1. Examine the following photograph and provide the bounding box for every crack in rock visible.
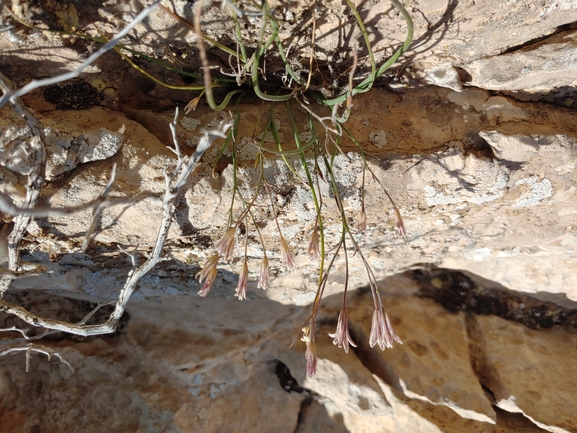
[415,267,577,432]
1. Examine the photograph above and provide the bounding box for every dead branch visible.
[0,73,47,271]
[0,344,74,372]
[0,110,233,337]
[0,327,60,345]
[0,1,233,369]
[0,0,161,266]
[82,163,119,251]
[0,160,160,256]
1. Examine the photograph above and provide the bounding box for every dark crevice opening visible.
[412,267,577,331]
[294,395,314,433]
[500,22,577,55]
[274,359,306,394]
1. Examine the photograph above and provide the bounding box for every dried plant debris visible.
[43,79,102,110]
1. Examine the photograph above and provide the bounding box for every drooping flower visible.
[328,308,357,353]
[358,208,367,232]
[369,306,402,350]
[235,259,249,301]
[215,228,236,262]
[307,229,320,261]
[393,207,407,240]
[279,236,296,269]
[184,95,201,114]
[257,256,269,290]
[196,254,219,297]
[301,324,317,377]
[305,340,317,378]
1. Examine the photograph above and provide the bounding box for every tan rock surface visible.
[471,314,577,433]
[465,29,577,97]
[3,272,572,432]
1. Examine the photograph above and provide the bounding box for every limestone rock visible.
[346,293,496,424]
[0,107,128,181]
[470,314,577,433]
[464,29,577,101]
[419,62,463,91]
[3,272,574,432]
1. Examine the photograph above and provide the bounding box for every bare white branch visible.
[0,323,60,345]
[0,110,233,337]
[0,329,59,345]
[169,108,182,158]
[75,300,116,326]
[118,244,140,269]
[82,163,118,252]
[0,326,30,338]
[0,344,74,372]
[0,73,47,271]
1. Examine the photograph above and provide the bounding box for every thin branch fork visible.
[0,0,162,270]
[0,1,231,348]
[0,111,233,337]
[0,344,74,372]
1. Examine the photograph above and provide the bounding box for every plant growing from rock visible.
[0,0,413,376]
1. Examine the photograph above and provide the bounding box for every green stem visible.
[266,104,306,184]
[342,125,398,208]
[250,2,298,102]
[286,102,325,284]
[232,8,248,63]
[318,0,413,108]
[346,0,376,92]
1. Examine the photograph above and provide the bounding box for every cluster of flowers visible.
[196,208,407,377]
[196,227,292,300]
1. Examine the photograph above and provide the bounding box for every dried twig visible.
[0,1,232,345]
[0,344,74,372]
[0,110,233,337]
[194,0,218,110]
[0,73,47,271]
[82,163,118,252]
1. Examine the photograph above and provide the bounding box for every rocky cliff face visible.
[1,1,576,432]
